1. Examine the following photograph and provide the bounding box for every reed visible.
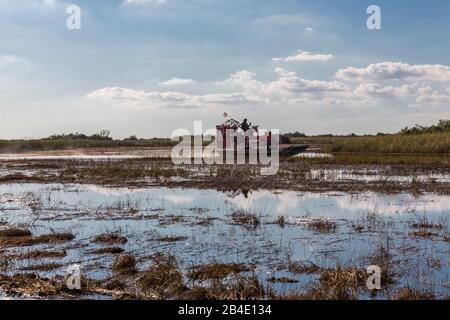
[330,132,450,153]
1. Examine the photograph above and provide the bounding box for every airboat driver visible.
[241,118,252,132]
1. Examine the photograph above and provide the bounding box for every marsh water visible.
[0,182,448,299]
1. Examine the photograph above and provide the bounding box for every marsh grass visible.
[267,276,298,283]
[192,217,215,227]
[409,231,438,238]
[275,266,369,300]
[317,266,367,300]
[307,218,337,233]
[87,247,124,255]
[329,132,450,154]
[0,138,175,153]
[155,235,188,242]
[112,253,136,274]
[22,263,63,272]
[184,274,265,300]
[93,233,128,245]
[230,210,261,230]
[288,261,321,274]
[2,157,447,194]
[288,152,449,166]
[391,287,435,300]
[0,273,64,297]
[274,216,286,228]
[361,207,385,231]
[137,253,185,299]
[410,216,444,230]
[19,249,67,259]
[0,232,75,247]
[187,262,251,281]
[0,228,32,238]
[367,240,396,287]
[0,273,108,298]
[60,163,187,182]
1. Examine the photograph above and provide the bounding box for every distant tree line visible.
[285,131,306,137]
[284,132,361,138]
[284,119,449,137]
[42,119,450,142]
[46,130,112,141]
[399,119,450,135]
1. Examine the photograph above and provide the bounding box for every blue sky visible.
[1,0,449,138]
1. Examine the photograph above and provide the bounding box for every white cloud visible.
[88,61,450,110]
[268,68,349,96]
[87,87,259,108]
[336,62,450,82]
[305,27,314,32]
[414,87,450,106]
[158,77,195,86]
[221,68,348,96]
[274,68,295,78]
[355,83,417,98]
[273,49,334,62]
[289,97,375,107]
[318,98,375,107]
[88,68,366,109]
[218,70,262,92]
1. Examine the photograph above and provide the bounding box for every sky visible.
[1,0,450,138]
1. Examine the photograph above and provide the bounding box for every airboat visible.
[215,118,309,157]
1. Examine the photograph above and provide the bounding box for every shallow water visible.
[295,152,333,158]
[0,183,448,299]
[0,148,173,160]
[306,169,450,183]
[0,148,332,161]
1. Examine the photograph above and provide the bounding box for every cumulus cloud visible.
[355,83,417,98]
[87,87,259,108]
[336,62,450,82]
[158,77,195,86]
[87,60,450,110]
[273,49,334,62]
[88,68,371,109]
[218,70,262,92]
[275,68,348,96]
[413,87,450,106]
[221,68,349,96]
[317,97,375,107]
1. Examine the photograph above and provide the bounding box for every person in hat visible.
[241,118,252,132]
